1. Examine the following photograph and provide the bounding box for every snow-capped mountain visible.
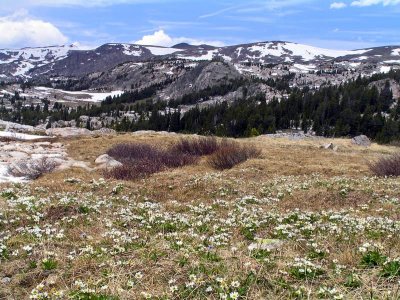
[0,41,399,80]
[178,41,370,63]
[0,44,80,78]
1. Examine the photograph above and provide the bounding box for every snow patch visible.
[122,45,143,56]
[290,64,316,73]
[0,131,48,140]
[349,62,361,67]
[0,44,79,77]
[34,87,124,102]
[179,49,218,61]
[392,48,400,56]
[380,66,392,73]
[247,42,368,61]
[0,165,26,183]
[144,46,179,56]
[383,60,400,64]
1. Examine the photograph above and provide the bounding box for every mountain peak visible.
[172,43,195,49]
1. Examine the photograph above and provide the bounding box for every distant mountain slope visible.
[0,41,399,81]
[0,44,78,78]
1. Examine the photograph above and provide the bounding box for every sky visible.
[0,0,399,50]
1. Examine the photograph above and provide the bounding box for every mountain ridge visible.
[1,41,399,81]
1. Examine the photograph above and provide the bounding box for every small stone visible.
[248,238,284,251]
[324,143,334,150]
[1,277,11,284]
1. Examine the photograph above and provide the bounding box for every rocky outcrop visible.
[45,127,92,137]
[0,141,91,183]
[159,61,242,100]
[45,127,116,137]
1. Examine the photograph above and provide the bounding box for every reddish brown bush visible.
[107,143,160,163]
[208,140,261,170]
[105,138,261,180]
[105,160,164,180]
[173,136,219,156]
[105,143,197,180]
[369,154,400,177]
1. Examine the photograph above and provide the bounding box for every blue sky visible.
[0,0,399,50]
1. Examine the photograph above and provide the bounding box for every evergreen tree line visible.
[116,70,400,143]
[1,70,400,143]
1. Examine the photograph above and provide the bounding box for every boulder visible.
[95,154,122,169]
[352,135,371,147]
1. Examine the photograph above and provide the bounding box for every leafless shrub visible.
[0,136,14,142]
[8,157,58,179]
[369,154,400,177]
[107,143,160,163]
[208,140,261,170]
[105,143,197,180]
[172,136,219,156]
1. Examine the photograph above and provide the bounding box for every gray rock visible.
[95,154,123,169]
[8,151,29,160]
[248,239,284,251]
[1,277,11,284]
[92,128,116,136]
[352,135,371,147]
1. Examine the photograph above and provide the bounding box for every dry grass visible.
[1,133,400,299]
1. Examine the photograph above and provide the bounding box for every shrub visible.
[8,157,58,179]
[172,136,219,156]
[107,143,160,163]
[381,258,400,278]
[369,154,400,177]
[343,273,362,288]
[208,140,261,170]
[0,136,14,142]
[41,258,57,270]
[105,138,261,180]
[360,250,386,268]
[105,143,197,180]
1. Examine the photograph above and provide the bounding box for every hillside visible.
[1,133,400,299]
[1,41,400,144]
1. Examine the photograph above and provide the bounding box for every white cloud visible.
[351,0,400,6]
[0,10,68,48]
[330,2,347,8]
[134,30,225,47]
